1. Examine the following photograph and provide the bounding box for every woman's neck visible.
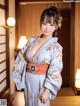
[41,34,52,39]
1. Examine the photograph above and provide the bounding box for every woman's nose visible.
[46,24,50,29]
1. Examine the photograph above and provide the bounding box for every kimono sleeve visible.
[15,36,36,65]
[15,38,31,65]
[11,37,35,90]
[43,43,63,99]
[11,38,31,90]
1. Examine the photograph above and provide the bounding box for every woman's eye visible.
[50,24,55,26]
[42,23,47,25]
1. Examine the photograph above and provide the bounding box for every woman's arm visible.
[41,43,63,101]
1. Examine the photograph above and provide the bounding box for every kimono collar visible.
[51,37,58,41]
[48,37,58,45]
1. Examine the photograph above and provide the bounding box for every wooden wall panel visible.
[16,2,71,45]
[17,4,50,40]
[75,3,80,68]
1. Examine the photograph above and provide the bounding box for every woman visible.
[12,6,63,106]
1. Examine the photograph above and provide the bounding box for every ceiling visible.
[17,0,63,2]
[16,0,71,9]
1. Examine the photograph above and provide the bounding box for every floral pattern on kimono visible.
[11,36,63,106]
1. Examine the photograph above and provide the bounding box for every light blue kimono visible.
[11,36,63,106]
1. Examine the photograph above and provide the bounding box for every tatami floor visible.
[8,88,80,106]
[51,96,80,106]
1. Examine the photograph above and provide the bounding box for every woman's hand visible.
[40,89,50,103]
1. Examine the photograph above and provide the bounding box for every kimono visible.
[11,36,63,106]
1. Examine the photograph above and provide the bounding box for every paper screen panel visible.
[0,71,6,82]
[0,44,6,53]
[0,36,6,43]
[0,79,7,92]
[0,52,6,62]
[0,61,6,73]
[0,9,6,34]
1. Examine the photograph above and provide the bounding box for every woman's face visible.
[41,22,56,36]
[41,16,56,37]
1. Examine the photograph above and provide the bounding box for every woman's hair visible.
[40,6,62,37]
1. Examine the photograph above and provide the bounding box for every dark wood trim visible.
[5,0,10,90]
[15,0,19,47]
[0,77,6,84]
[0,51,6,54]
[0,50,6,54]
[70,3,75,87]
[0,43,6,45]
[0,69,6,74]
[0,4,5,9]
[0,74,9,97]
[0,88,9,99]
[0,34,6,36]
[0,86,8,98]
[0,60,6,64]
[16,0,62,2]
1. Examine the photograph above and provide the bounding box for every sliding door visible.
[0,0,9,97]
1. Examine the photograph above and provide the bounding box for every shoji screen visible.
[0,0,9,96]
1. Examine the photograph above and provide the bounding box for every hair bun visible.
[49,6,58,14]
[58,16,63,28]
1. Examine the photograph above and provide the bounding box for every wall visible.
[74,3,80,77]
[70,3,75,87]
[16,2,71,47]
[8,0,15,94]
[70,3,80,87]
